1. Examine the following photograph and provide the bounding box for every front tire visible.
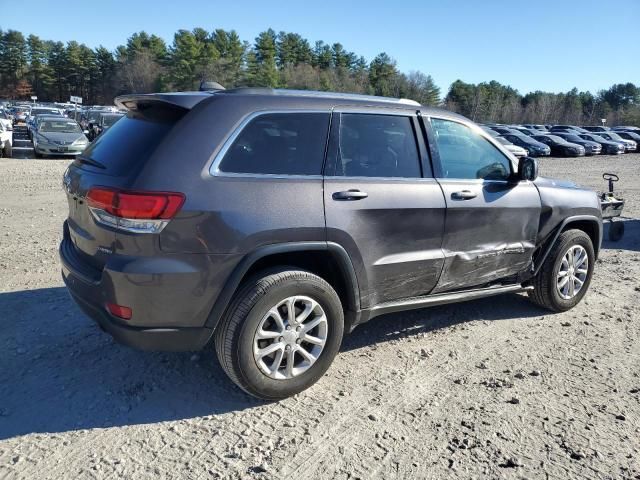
[528,229,595,312]
[215,268,344,400]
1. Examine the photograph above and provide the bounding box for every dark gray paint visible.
[60,89,603,351]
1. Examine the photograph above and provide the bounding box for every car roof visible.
[115,88,467,121]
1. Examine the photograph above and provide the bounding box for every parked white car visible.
[0,110,13,132]
[0,122,13,157]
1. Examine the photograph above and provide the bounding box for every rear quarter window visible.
[217,112,330,176]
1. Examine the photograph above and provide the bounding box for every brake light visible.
[86,187,185,234]
[87,187,185,219]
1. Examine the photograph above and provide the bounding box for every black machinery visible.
[599,173,625,241]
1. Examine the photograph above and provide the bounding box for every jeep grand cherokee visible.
[60,88,602,399]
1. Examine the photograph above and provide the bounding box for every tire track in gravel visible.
[279,319,504,478]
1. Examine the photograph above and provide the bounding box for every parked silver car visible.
[597,132,637,152]
[33,118,89,158]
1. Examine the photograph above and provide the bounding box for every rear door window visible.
[335,113,421,178]
[218,112,330,175]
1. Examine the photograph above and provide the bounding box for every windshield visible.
[85,112,101,123]
[40,120,82,133]
[605,132,623,141]
[563,135,582,142]
[102,115,123,126]
[545,135,565,143]
[584,134,606,142]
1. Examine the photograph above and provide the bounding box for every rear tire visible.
[3,143,12,158]
[528,229,595,312]
[215,268,344,400]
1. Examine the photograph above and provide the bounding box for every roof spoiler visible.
[114,92,213,112]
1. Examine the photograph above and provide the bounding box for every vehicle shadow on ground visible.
[0,285,550,440]
[342,291,546,352]
[601,218,640,252]
[0,287,263,440]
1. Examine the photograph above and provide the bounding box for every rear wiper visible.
[76,155,106,169]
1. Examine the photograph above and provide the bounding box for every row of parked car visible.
[481,123,640,158]
[0,102,124,158]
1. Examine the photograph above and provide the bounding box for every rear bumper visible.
[59,225,240,351]
[64,282,213,351]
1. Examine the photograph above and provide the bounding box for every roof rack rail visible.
[218,88,421,106]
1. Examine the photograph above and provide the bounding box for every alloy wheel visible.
[253,296,328,380]
[556,245,589,300]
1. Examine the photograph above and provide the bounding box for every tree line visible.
[0,28,638,126]
[444,80,640,126]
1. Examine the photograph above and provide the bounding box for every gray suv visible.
[60,89,602,399]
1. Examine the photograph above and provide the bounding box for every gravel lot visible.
[0,152,639,479]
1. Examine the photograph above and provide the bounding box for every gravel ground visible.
[0,151,639,480]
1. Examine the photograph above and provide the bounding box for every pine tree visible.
[253,29,278,87]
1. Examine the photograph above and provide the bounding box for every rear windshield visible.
[32,108,60,116]
[102,115,123,126]
[76,108,182,175]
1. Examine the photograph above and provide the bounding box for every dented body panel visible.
[433,179,541,292]
[533,176,603,253]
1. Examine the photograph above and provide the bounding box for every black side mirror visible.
[518,156,538,181]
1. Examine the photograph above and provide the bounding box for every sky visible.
[2,0,639,95]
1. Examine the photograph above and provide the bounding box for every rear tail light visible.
[87,187,185,233]
[106,302,132,320]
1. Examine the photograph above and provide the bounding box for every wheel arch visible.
[533,215,602,276]
[205,242,360,332]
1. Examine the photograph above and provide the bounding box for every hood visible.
[38,131,87,144]
[533,176,580,189]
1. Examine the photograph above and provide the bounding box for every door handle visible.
[332,189,368,201]
[451,190,477,200]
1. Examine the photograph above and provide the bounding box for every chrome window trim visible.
[212,172,323,180]
[208,109,331,177]
[326,176,438,183]
[333,107,419,117]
